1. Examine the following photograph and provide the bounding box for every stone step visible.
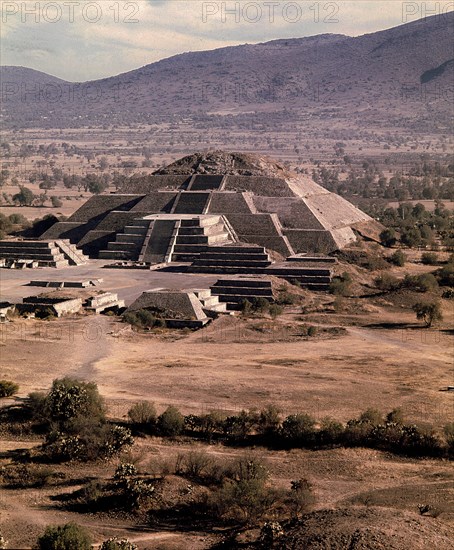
[175,233,230,245]
[211,287,274,296]
[203,303,228,313]
[199,252,270,261]
[99,250,136,260]
[173,244,209,253]
[171,253,202,262]
[213,279,273,288]
[123,225,149,235]
[188,266,267,274]
[207,246,267,254]
[180,216,222,228]
[214,294,274,304]
[106,242,141,252]
[0,241,53,249]
[266,268,332,277]
[193,259,271,268]
[192,289,213,300]
[116,233,145,244]
[177,223,226,236]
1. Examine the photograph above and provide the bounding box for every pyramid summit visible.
[42,152,382,262]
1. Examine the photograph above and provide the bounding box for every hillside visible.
[1,12,453,130]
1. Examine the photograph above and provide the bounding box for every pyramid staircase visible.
[0,240,88,268]
[99,215,234,263]
[188,245,272,274]
[169,216,233,262]
[192,289,228,314]
[99,219,153,260]
[210,278,275,311]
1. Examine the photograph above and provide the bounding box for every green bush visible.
[127,401,157,428]
[307,325,318,337]
[45,377,106,426]
[403,273,439,292]
[380,228,397,247]
[436,262,454,286]
[413,301,443,327]
[123,309,165,329]
[257,404,282,436]
[374,273,400,291]
[0,380,19,397]
[389,250,406,266]
[158,406,184,436]
[281,414,316,443]
[100,538,138,550]
[421,252,438,265]
[34,523,92,550]
[268,303,283,318]
[329,272,352,296]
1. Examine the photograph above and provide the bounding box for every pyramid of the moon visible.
[41,152,381,261]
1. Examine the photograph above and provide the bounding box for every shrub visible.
[123,309,165,329]
[34,522,92,550]
[287,479,315,517]
[158,406,184,436]
[413,301,443,327]
[374,273,400,291]
[51,196,63,208]
[100,538,138,550]
[257,404,282,437]
[128,401,157,428]
[223,409,259,440]
[318,417,344,445]
[442,288,454,299]
[268,303,284,318]
[307,325,317,337]
[380,228,397,247]
[0,380,19,397]
[276,291,298,306]
[421,252,438,265]
[389,250,406,266]
[401,227,422,248]
[181,450,214,478]
[436,263,454,286]
[329,272,352,296]
[403,273,439,292]
[45,377,105,426]
[240,299,253,316]
[281,414,316,444]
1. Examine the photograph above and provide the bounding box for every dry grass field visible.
[1,279,453,548]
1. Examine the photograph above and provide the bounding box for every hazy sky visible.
[1,1,453,81]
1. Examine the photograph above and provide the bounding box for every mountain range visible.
[1,12,453,129]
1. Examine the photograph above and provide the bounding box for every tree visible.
[12,186,34,206]
[281,413,316,444]
[128,401,157,427]
[380,228,397,247]
[35,523,92,550]
[413,301,443,327]
[401,227,422,248]
[389,250,406,266]
[51,196,63,208]
[0,380,19,397]
[45,377,105,425]
[158,405,184,436]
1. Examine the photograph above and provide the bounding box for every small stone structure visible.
[126,290,211,328]
[84,292,125,313]
[16,296,83,318]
